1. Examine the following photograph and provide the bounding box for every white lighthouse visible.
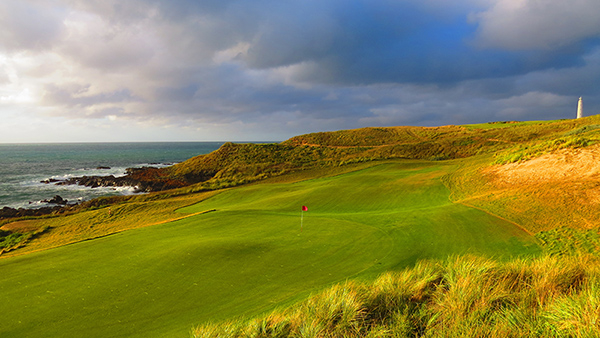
[577,97,583,118]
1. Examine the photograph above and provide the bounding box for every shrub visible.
[0,231,28,251]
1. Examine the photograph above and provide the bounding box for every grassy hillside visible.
[446,115,600,254]
[162,117,596,192]
[0,160,539,338]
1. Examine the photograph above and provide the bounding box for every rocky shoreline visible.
[40,166,182,192]
[1,166,189,221]
[1,204,70,219]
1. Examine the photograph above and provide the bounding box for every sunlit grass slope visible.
[180,161,540,269]
[164,117,591,189]
[195,255,600,338]
[0,191,220,257]
[0,160,539,338]
[446,115,600,254]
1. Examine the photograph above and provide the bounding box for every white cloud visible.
[0,0,66,53]
[212,42,250,65]
[59,9,158,71]
[471,0,600,50]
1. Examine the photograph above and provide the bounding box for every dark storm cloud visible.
[2,0,600,142]
[471,0,600,50]
[229,0,594,85]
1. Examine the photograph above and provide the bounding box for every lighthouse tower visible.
[577,97,583,118]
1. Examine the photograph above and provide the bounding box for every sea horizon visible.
[0,140,280,145]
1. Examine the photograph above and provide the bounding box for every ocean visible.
[0,142,224,209]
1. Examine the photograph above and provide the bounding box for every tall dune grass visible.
[193,255,600,338]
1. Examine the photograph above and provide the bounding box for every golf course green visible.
[0,160,540,337]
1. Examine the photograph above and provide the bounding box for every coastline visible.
[0,142,224,211]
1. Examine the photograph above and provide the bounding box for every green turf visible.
[463,119,559,130]
[0,160,540,338]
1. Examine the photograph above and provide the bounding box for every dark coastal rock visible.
[40,178,61,184]
[125,166,157,174]
[1,207,18,218]
[96,166,111,170]
[0,205,67,220]
[53,166,189,193]
[56,175,119,188]
[43,195,68,205]
[57,175,133,189]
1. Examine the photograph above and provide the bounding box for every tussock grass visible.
[193,255,600,338]
[536,227,600,256]
[0,229,26,248]
[493,135,596,164]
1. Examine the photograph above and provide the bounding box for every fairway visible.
[0,160,540,338]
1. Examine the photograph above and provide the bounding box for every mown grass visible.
[0,210,389,338]
[193,254,600,338]
[178,160,540,270]
[0,160,539,338]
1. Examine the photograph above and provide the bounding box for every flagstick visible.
[301,210,304,232]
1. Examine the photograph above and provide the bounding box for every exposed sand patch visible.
[486,145,600,185]
[481,145,600,230]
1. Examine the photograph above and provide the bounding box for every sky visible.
[1,0,600,142]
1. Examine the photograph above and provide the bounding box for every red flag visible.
[302,205,308,211]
